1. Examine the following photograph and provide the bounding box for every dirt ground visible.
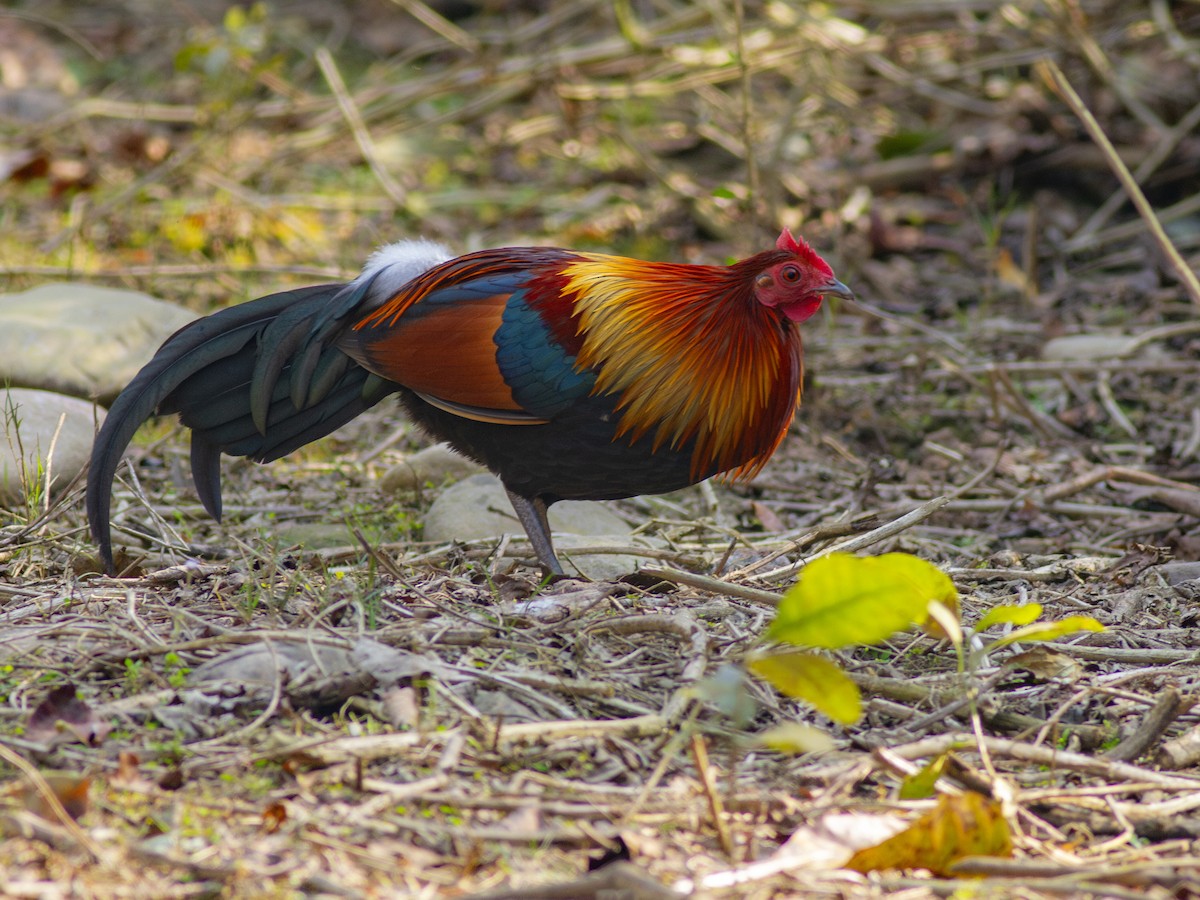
[1,1,1200,897]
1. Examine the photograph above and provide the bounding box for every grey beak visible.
[820,278,854,301]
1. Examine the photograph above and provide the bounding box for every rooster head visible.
[752,228,852,323]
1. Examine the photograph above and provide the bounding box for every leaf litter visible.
[0,0,1198,896]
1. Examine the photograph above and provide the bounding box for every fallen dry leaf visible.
[111,751,155,791]
[261,801,287,834]
[26,684,111,748]
[1004,646,1085,682]
[846,793,1012,877]
[779,810,910,869]
[13,772,91,822]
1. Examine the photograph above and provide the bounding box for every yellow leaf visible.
[757,722,836,755]
[977,603,1043,631]
[768,553,959,648]
[225,246,256,269]
[924,599,962,646]
[748,650,862,724]
[993,247,1033,295]
[273,208,325,250]
[162,214,208,254]
[986,615,1105,652]
[224,5,247,32]
[776,810,909,869]
[846,793,1012,877]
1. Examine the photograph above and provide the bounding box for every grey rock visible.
[180,638,452,725]
[470,688,539,721]
[1041,334,1163,362]
[188,636,444,687]
[1161,561,1200,586]
[0,282,196,402]
[0,388,104,506]
[0,88,68,123]
[380,442,484,494]
[546,533,652,581]
[423,474,647,579]
[188,640,356,686]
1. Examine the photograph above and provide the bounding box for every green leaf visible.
[899,755,947,800]
[757,722,836,755]
[977,603,1043,631]
[767,553,958,649]
[876,129,945,161]
[748,650,862,724]
[985,615,1105,652]
[692,663,757,729]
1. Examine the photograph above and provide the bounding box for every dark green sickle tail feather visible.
[86,285,394,572]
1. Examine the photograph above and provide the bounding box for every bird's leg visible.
[505,489,564,576]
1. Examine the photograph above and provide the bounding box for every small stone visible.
[0,388,104,506]
[1160,561,1200,587]
[546,533,652,581]
[1041,334,1161,362]
[380,442,484,494]
[0,282,196,403]
[423,474,645,579]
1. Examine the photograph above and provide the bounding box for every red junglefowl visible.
[87,230,851,575]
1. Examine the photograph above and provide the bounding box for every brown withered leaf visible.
[14,772,91,821]
[846,793,1012,877]
[751,501,785,532]
[115,751,141,782]
[111,128,172,165]
[1104,542,1173,585]
[0,147,49,182]
[26,684,111,748]
[261,801,287,834]
[993,247,1034,296]
[111,751,157,792]
[1004,646,1085,683]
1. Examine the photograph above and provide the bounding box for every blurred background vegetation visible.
[1,0,1196,319]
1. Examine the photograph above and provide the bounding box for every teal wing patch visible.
[495,290,594,418]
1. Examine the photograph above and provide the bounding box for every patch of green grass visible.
[163,652,190,689]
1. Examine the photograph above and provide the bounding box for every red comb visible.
[776,228,832,275]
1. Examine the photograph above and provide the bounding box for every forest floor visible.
[1,1,1199,897]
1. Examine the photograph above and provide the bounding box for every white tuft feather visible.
[354,239,453,307]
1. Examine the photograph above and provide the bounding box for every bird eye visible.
[780,265,801,283]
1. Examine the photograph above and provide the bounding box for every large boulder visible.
[423,474,647,579]
[0,388,104,505]
[0,282,196,403]
[380,442,485,495]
